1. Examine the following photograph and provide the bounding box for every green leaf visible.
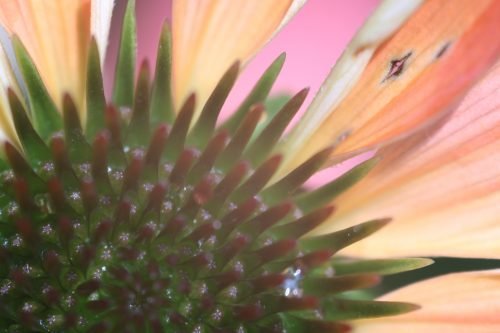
[150,22,174,126]
[86,38,107,139]
[222,53,286,134]
[321,298,419,320]
[295,157,379,213]
[330,258,434,276]
[13,36,62,140]
[113,0,137,107]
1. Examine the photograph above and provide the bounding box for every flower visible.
[0,0,498,332]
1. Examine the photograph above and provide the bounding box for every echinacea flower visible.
[0,0,498,332]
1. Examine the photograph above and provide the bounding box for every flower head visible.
[0,0,498,332]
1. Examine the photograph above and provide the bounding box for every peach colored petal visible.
[280,0,500,176]
[172,0,305,120]
[0,0,92,110]
[354,270,500,333]
[316,61,500,258]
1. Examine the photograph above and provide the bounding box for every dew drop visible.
[211,307,223,322]
[41,162,55,174]
[2,170,14,182]
[162,200,173,214]
[142,183,154,193]
[11,235,23,248]
[101,246,113,260]
[77,163,91,176]
[118,233,130,244]
[40,224,54,236]
[63,295,75,309]
[7,202,19,216]
[324,266,335,278]
[70,192,81,201]
[110,169,124,182]
[99,195,112,206]
[22,264,33,275]
[282,267,303,297]
[0,280,13,295]
[22,302,34,313]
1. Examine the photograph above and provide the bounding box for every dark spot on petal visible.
[382,51,412,83]
[435,42,452,60]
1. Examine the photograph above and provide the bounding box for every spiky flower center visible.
[0,10,420,332]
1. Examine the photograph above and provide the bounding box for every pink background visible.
[105,0,379,184]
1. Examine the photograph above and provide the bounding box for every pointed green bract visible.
[150,22,174,126]
[244,88,308,167]
[262,146,334,204]
[63,95,91,163]
[127,61,151,147]
[330,258,434,276]
[188,62,239,149]
[8,89,51,165]
[113,0,137,107]
[283,316,350,333]
[303,274,380,295]
[222,53,286,134]
[252,94,291,141]
[12,36,62,140]
[86,38,107,139]
[300,218,390,253]
[322,298,420,320]
[295,157,379,213]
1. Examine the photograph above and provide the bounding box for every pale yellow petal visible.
[316,61,500,258]
[280,0,500,177]
[172,0,305,120]
[0,0,92,110]
[355,270,500,333]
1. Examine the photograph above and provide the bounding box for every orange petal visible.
[316,61,500,258]
[0,1,92,109]
[281,0,500,176]
[172,0,305,119]
[354,270,500,333]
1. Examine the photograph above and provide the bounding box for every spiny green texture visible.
[0,7,430,333]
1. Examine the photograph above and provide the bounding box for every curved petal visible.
[280,0,500,176]
[354,270,500,333]
[172,0,305,119]
[316,61,500,258]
